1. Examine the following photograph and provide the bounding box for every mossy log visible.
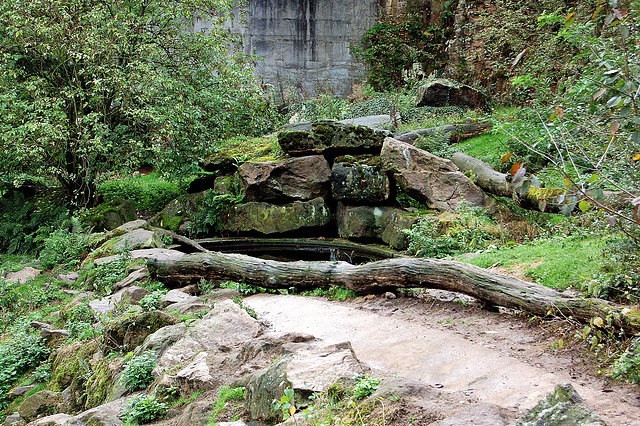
[148,252,640,333]
[451,152,569,212]
[393,121,493,144]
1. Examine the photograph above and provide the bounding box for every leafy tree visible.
[0,0,277,208]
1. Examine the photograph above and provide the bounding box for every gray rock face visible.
[278,120,386,157]
[102,310,177,353]
[223,198,333,235]
[415,78,487,109]
[238,156,331,203]
[339,115,393,129]
[331,162,391,203]
[62,397,127,426]
[516,383,607,426]
[3,414,25,426]
[27,413,72,425]
[132,323,188,359]
[88,286,151,315]
[381,137,486,211]
[112,229,163,251]
[156,300,262,373]
[431,403,508,425]
[93,249,185,266]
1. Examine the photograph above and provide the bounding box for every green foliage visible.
[351,376,381,401]
[232,297,257,319]
[138,290,167,312]
[31,363,51,383]
[98,173,187,213]
[0,0,278,208]
[405,205,499,258]
[354,0,457,91]
[590,235,640,303]
[0,191,70,255]
[207,386,245,424]
[0,329,50,408]
[39,226,88,270]
[65,303,98,341]
[188,187,245,237]
[81,250,132,294]
[612,337,640,384]
[273,388,297,420]
[120,351,157,392]
[120,394,167,424]
[0,275,66,332]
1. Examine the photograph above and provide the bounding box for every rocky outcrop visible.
[381,137,486,211]
[238,156,331,203]
[222,198,333,235]
[415,78,487,110]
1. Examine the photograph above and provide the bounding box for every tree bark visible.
[394,121,493,144]
[451,152,514,198]
[148,251,640,333]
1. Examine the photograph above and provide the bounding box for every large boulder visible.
[278,120,388,157]
[5,267,41,284]
[415,78,487,110]
[331,161,391,204]
[381,137,486,211]
[17,390,61,423]
[88,286,151,315]
[222,198,333,235]
[238,156,331,203]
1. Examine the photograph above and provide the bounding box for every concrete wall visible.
[198,0,380,100]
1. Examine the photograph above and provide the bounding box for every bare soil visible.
[244,290,640,425]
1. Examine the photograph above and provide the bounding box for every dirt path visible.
[244,292,640,425]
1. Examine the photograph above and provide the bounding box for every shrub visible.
[120,394,168,424]
[39,227,88,270]
[188,188,244,237]
[589,235,640,303]
[98,174,187,213]
[120,352,157,392]
[138,290,167,312]
[405,204,500,258]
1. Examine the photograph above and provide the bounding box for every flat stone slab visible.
[5,267,41,284]
[94,249,185,266]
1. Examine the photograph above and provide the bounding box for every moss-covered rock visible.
[516,383,606,425]
[222,198,333,235]
[17,390,61,423]
[278,120,387,157]
[102,310,177,353]
[80,199,137,231]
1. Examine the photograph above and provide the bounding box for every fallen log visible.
[394,121,493,144]
[451,152,629,213]
[148,251,640,333]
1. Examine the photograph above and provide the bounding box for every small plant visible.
[138,289,167,312]
[120,351,157,392]
[120,394,168,424]
[188,186,244,236]
[612,337,640,385]
[207,386,245,424]
[273,388,298,421]
[39,226,88,270]
[351,375,381,401]
[327,286,357,301]
[82,249,133,294]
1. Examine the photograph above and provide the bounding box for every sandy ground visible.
[244,292,640,425]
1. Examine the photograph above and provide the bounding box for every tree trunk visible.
[148,251,640,333]
[394,121,493,144]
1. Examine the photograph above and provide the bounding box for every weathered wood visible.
[451,152,514,198]
[394,121,493,144]
[151,227,209,253]
[148,251,640,333]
